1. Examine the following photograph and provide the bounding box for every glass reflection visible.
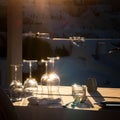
[9,64,23,102]
[40,57,60,98]
[23,60,38,93]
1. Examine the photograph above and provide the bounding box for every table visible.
[14,86,120,120]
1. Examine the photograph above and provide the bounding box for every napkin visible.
[28,97,62,108]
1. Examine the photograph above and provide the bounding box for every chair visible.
[0,87,18,120]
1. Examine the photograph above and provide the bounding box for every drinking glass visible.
[9,64,23,102]
[71,84,85,108]
[40,57,60,99]
[87,77,97,93]
[23,60,38,96]
[47,57,60,97]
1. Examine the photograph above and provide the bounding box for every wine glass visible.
[40,59,50,85]
[40,57,60,99]
[46,57,60,98]
[23,60,38,96]
[9,64,23,102]
[40,59,50,96]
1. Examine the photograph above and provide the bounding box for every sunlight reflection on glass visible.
[23,60,38,95]
[40,57,60,98]
[9,64,23,102]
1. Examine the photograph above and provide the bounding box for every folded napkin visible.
[28,97,62,108]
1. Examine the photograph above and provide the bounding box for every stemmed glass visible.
[46,57,60,97]
[23,60,38,95]
[40,59,50,85]
[40,57,60,99]
[9,64,23,102]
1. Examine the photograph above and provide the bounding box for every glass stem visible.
[29,62,32,78]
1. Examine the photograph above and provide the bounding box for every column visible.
[7,0,23,87]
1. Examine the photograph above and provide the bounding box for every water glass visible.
[72,84,85,103]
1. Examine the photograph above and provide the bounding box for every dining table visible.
[13,85,120,120]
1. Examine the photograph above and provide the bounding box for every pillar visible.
[7,0,23,87]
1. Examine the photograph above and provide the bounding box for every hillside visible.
[54,39,120,88]
[0,0,120,38]
[23,0,120,38]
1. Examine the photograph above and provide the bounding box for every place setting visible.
[63,84,94,109]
